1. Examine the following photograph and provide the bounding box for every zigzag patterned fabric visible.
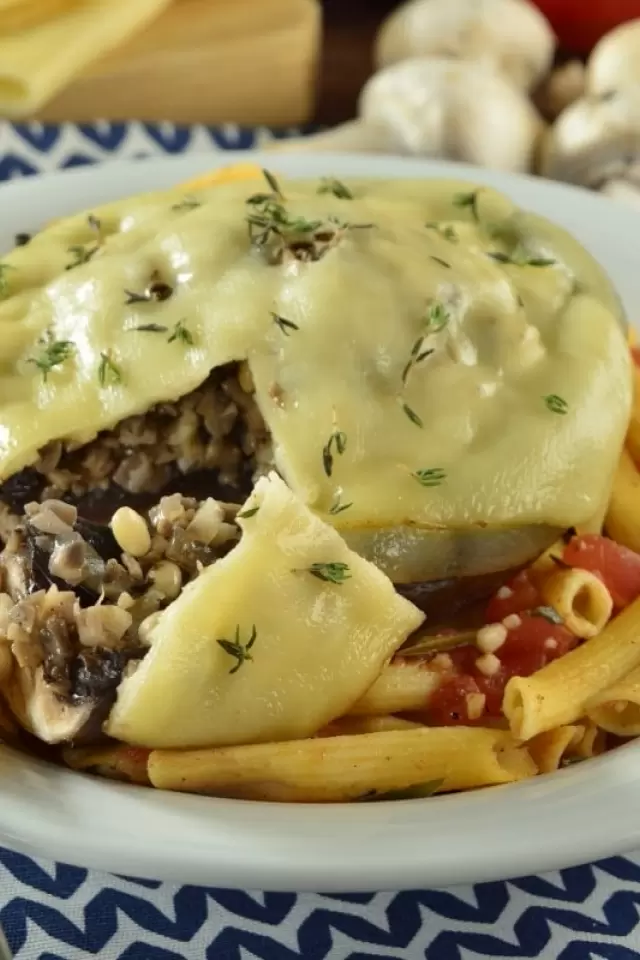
[1,121,640,959]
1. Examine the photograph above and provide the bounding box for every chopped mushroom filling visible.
[21,361,273,500]
[0,494,242,709]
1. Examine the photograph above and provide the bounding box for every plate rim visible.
[1,151,639,890]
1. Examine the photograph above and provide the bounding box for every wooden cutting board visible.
[36,0,321,125]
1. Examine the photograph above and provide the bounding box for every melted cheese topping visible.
[0,176,631,546]
[107,473,423,749]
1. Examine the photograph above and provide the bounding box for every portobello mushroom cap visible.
[0,175,631,597]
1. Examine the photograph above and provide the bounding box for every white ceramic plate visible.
[2,153,640,891]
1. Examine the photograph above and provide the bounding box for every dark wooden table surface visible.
[315,0,398,125]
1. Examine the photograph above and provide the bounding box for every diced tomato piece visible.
[631,346,640,367]
[428,674,483,726]
[498,614,576,678]
[563,534,640,609]
[427,614,576,725]
[485,570,541,622]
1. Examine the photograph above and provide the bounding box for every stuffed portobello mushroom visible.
[0,171,630,750]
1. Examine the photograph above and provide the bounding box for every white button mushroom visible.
[535,60,586,122]
[539,86,640,187]
[273,58,543,174]
[375,0,555,92]
[588,19,640,96]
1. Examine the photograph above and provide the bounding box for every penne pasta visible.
[605,447,640,553]
[572,718,607,758]
[526,724,584,773]
[503,595,640,740]
[586,664,640,736]
[625,364,640,467]
[148,727,537,802]
[348,660,443,716]
[62,745,151,786]
[540,568,612,638]
[317,715,424,737]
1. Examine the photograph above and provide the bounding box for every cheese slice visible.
[106,473,424,749]
[0,0,171,115]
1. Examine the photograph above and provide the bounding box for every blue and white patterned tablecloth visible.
[2,121,640,960]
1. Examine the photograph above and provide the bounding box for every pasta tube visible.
[540,568,612,638]
[625,364,640,467]
[526,725,584,773]
[348,660,442,716]
[586,664,640,736]
[503,594,640,740]
[605,447,640,553]
[317,715,423,737]
[148,728,537,802]
[62,745,151,785]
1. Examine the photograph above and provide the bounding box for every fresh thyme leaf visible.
[412,468,446,487]
[305,561,351,584]
[322,429,347,477]
[402,338,434,384]
[399,631,477,657]
[237,505,259,519]
[426,222,458,243]
[323,445,334,478]
[533,605,564,625]
[217,624,257,674]
[168,319,195,346]
[334,430,347,455]
[357,779,444,802]
[526,257,556,267]
[329,494,353,515]
[124,289,151,305]
[87,214,101,233]
[246,192,277,206]
[430,255,451,269]
[27,335,74,382]
[544,394,569,415]
[131,323,168,333]
[66,244,97,270]
[262,168,283,199]
[172,196,201,211]
[487,251,512,264]
[453,190,479,221]
[402,402,424,428]
[271,311,299,336]
[0,263,14,298]
[98,350,122,387]
[318,177,353,199]
[425,301,449,332]
[14,232,31,247]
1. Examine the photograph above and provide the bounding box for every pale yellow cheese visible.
[0,0,171,115]
[0,176,631,578]
[106,473,424,749]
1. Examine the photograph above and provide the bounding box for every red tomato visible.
[485,570,541,622]
[532,1,639,54]
[631,346,640,367]
[563,534,640,608]
[427,614,576,725]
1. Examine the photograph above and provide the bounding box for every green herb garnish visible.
[98,350,122,387]
[66,244,97,270]
[425,301,450,332]
[357,779,444,802]
[168,319,195,346]
[533,606,564,625]
[28,335,74,382]
[488,251,556,268]
[172,196,201,211]
[262,168,283,198]
[237,505,259,519]
[329,494,352,515]
[124,289,151,305]
[429,255,451,269]
[402,337,434,384]
[453,190,479,221]
[271,312,299,336]
[131,323,168,334]
[217,624,257,674]
[412,468,447,487]
[426,223,458,243]
[322,430,347,477]
[305,562,351,584]
[401,402,424,428]
[544,394,569,415]
[318,177,353,200]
